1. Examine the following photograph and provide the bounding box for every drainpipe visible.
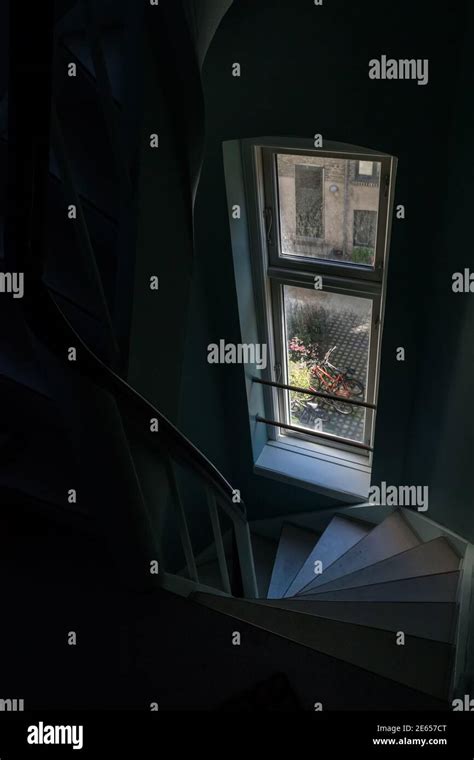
[343,159,350,257]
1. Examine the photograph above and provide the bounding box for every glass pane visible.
[276,153,381,267]
[284,285,372,445]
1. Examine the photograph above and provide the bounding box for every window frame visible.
[240,137,397,464]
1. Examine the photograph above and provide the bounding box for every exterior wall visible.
[277,154,379,260]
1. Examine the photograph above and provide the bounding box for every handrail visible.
[24,283,247,523]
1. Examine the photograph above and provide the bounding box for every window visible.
[242,140,396,465]
[353,209,378,262]
[358,160,374,176]
[294,164,324,240]
[354,159,380,185]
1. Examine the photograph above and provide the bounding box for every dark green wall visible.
[405,0,474,541]
[189,0,473,531]
[127,2,239,561]
[129,0,473,536]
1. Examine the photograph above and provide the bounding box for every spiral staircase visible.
[0,0,473,711]
[186,506,473,705]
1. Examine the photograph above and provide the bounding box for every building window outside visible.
[295,164,324,240]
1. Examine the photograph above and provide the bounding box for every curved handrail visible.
[23,283,247,522]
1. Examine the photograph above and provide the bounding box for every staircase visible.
[172,506,474,707]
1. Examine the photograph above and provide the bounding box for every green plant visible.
[288,360,312,403]
[351,246,374,265]
[286,300,329,359]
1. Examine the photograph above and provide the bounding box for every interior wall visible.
[189,0,471,523]
[127,1,239,553]
[404,0,474,541]
[127,33,194,423]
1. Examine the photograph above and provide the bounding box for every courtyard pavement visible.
[291,308,369,443]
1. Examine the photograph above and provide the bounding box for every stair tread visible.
[193,592,453,699]
[284,514,370,597]
[267,523,317,599]
[248,599,457,642]
[299,510,420,594]
[297,536,460,596]
[299,571,460,602]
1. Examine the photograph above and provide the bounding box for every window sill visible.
[254,437,371,502]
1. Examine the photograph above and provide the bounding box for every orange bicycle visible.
[291,346,365,423]
[309,345,364,415]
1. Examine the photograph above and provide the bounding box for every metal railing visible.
[253,375,376,452]
[253,375,376,410]
[255,415,374,452]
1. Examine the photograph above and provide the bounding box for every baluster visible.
[207,489,231,594]
[234,520,258,598]
[165,458,199,583]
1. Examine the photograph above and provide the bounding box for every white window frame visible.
[241,137,397,466]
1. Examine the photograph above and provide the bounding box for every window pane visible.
[276,154,381,267]
[283,285,372,445]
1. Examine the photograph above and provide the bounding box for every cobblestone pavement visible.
[291,309,369,442]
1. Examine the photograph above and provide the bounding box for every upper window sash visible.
[261,146,394,283]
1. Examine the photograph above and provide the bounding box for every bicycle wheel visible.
[291,398,305,420]
[300,406,315,425]
[332,398,353,415]
[331,381,358,415]
[342,378,364,397]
